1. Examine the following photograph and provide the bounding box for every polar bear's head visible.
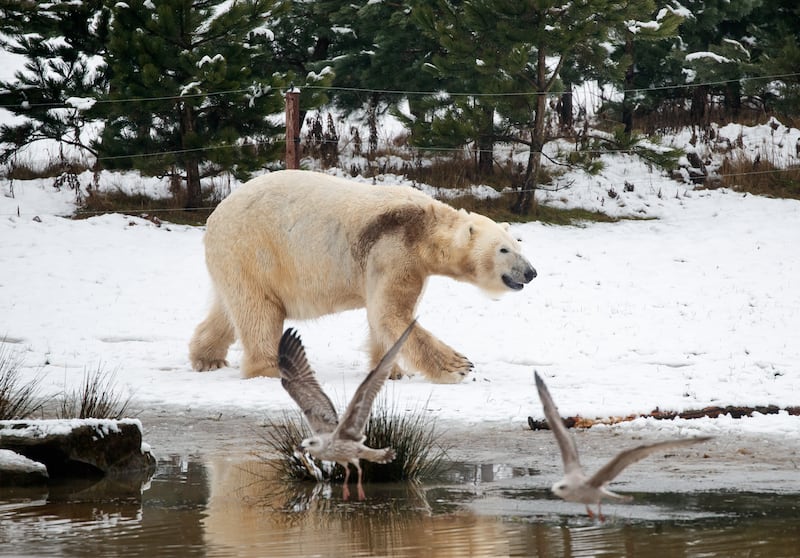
[456,211,536,296]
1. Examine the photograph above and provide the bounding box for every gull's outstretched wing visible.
[535,372,582,475]
[588,436,712,488]
[336,320,416,442]
[278,328,339,435]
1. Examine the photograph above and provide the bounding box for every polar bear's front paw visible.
[389,364,414,380]
[432,352,473,383]
[192,358,229,372]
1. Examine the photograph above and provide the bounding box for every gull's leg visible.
[342,463,351,501]
[355,462,366,501]
[598,502,606,523]
[585,505,595,519]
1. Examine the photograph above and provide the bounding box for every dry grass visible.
[76,188,216,225]
[258,396,450,485]
[0,345,46,419]
[449,192,618,225]
[57,365,133,419]
[607,100,777,136]
[405,152,478,191]
[717,156,800,199]
[361,394,450,482]
[3,160,91,181]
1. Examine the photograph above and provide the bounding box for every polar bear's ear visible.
[499,222,510,231]
[454,221,474,248]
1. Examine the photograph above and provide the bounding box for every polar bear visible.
[189,170,535,382]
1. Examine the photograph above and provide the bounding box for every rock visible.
[0,419,156,482]
[0,448,49,486]
[685,151,708,185]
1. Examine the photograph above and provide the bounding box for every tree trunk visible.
[511,51,548,215]
[367,94,379,156]
[185,158,202,209]
[558,83,573,131]
[181,102,202,209]
[724,80,741,120]
[690,85,709,126]
[285,90,301,170]
[622,36,635,136]
[477,104,494,176]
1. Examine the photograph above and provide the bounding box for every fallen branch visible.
[527,404,800,431]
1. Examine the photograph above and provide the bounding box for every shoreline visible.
[136,403,800,496]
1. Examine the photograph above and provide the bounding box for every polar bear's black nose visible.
[525,266,537,282]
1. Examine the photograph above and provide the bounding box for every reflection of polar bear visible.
[189,170,536,383]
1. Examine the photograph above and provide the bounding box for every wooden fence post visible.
[285,88,300,170]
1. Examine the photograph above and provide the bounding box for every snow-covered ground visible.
[2,156,799,440]
[1,32,798,440]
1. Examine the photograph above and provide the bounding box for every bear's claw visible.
[427,353,473,383]
[193,358,229,372]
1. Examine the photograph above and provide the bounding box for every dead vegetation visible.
[258,396,450,485]
[528,404,800,431]
[0,346,45,420]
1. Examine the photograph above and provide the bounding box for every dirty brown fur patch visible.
[353,205,429,265]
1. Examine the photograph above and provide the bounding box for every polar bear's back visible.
[202,170,434,318]
[212,170,431,230]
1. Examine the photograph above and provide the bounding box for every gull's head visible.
[551,480,571,499]
[298,435,327,457]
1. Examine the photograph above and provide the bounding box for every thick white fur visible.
[189,170,533,382]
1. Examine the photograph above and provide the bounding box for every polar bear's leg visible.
[368,322,407,380]
[366,276,473,383]
[233,290,285,379]
[189,294,236,371]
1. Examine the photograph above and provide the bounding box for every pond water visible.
[1,455,798,557]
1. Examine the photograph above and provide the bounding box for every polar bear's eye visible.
[500,247,509,254]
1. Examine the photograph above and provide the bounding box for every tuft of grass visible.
[448,193,620,225]
[259,410,341,483]
[259,396,450,485]
[75,188,216,225]
[0,345,45,419]
[58,365,133,419]
[4,160,91,181]
[405,152,474,191]
[718,156,800,199]
[361,394,450,482]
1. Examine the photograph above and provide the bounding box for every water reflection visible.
[0,454,206,558]
[203,457,510,557]
[1,455,798,557]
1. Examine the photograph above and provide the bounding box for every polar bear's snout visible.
[502,259,537,290]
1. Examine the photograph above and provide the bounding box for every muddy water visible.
[1,456,798,557]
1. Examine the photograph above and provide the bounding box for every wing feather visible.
[278,328,339,434]
[588,436,712,488]
[336,320,416,441]
[535,372,582,475]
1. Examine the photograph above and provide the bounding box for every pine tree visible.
[413,0,641,213]
[0,1,110,169]
[99,0,293,208]
[614,2,684,134]
[265,0,336,119]
[303,1,443,159]
[747,0,800,118]
[675,0,760,123]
